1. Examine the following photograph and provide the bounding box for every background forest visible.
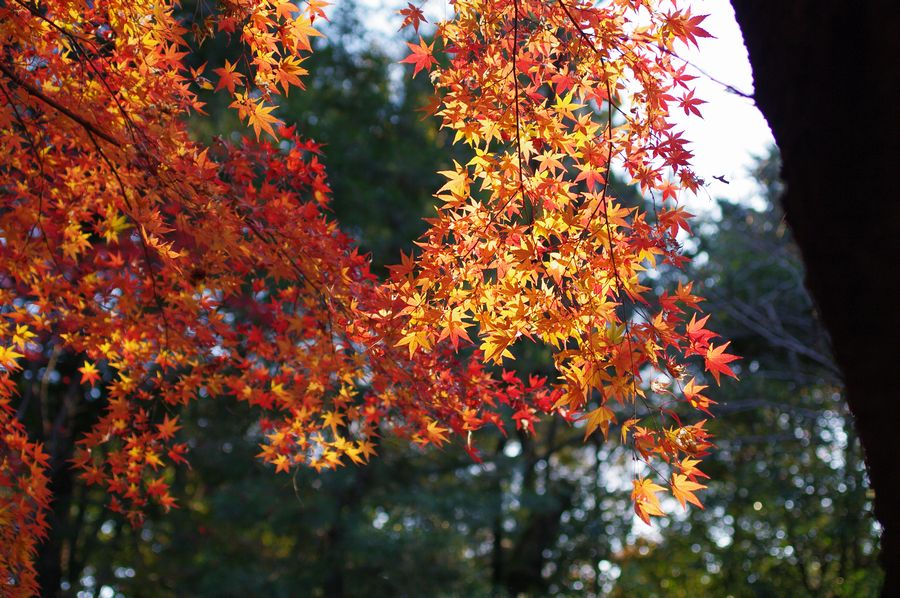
[41,3,881,596]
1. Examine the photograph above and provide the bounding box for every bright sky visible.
[667,0,775,207]
[354,0,775,209]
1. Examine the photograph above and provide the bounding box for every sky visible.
[665,1,775,207]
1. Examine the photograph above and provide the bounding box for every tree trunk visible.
[36,463,73,597]
[730,2,900,595]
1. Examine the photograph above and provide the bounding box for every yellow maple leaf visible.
[425,420,450,445]
[480,332,515,364]
[632,477,666,524]
[0,345,25,370]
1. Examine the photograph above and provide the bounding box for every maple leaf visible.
[682,377,715,413]
[272,454,291,474]
[275,56,308,95]
[436,163,470,206]
[214,59,245,94]
[620,417,640,444]
[553,90,584,121]
[158,493,178,511]
[322,410,346,434]
[705,341,740,384]
[168,444,189,466]
[357,439,378,461]
[667,10,713,49]
[675,281,703,308]
[156,415,181,441]
[397,3,427,33]
[480,332,515,364]
[671,473,707,510]
[146,478,170,499]
[247,100,282,139]
[425,420,450,445]
[274,0,299,19]
[81,466,106,487]
[395,328,433,357]
[0,345,24,371]
[512,406,539,433]
[583,405,616,440]
[436,307,473,349]
[679,89,706,116]
[685,313,716,348]
[400,37,438,78]
[78,361,101,386]
[678,457,709,480]
[145,450,163,470]
[12,325,36,350]
[287,17,323,53]
[632,478,666,524]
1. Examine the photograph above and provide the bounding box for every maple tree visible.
[0,0,738,594]
[78,150,878,596]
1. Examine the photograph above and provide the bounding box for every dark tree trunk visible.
[36,463,74,598]
[730,2,900,595]
[33,365,82,597]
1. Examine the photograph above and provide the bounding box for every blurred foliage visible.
[54,5,881,597]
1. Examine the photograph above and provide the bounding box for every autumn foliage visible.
[0,0,737,593]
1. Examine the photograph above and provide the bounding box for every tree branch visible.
[0,62,121,146]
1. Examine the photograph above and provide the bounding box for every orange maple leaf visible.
[78,361,101,386]
[274,0,299,20]
[247,100,282,139]
[425,420,450,445]
[400,37,438,78]
[583,405,616,440]
[272,454,291,474]
[156,415,181,441]
[213,59,245,94]
[678,457,710,480]
[0,345,25,370]
[480,332,515,364]
[682,377,715,413]
[685,313,715,347]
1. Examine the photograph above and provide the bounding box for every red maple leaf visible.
[398,3,427,33]
[686,313,716,349]
[679,89,706,116]
[705,342,740,384]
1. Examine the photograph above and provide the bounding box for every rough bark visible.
[730,2,900,594]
